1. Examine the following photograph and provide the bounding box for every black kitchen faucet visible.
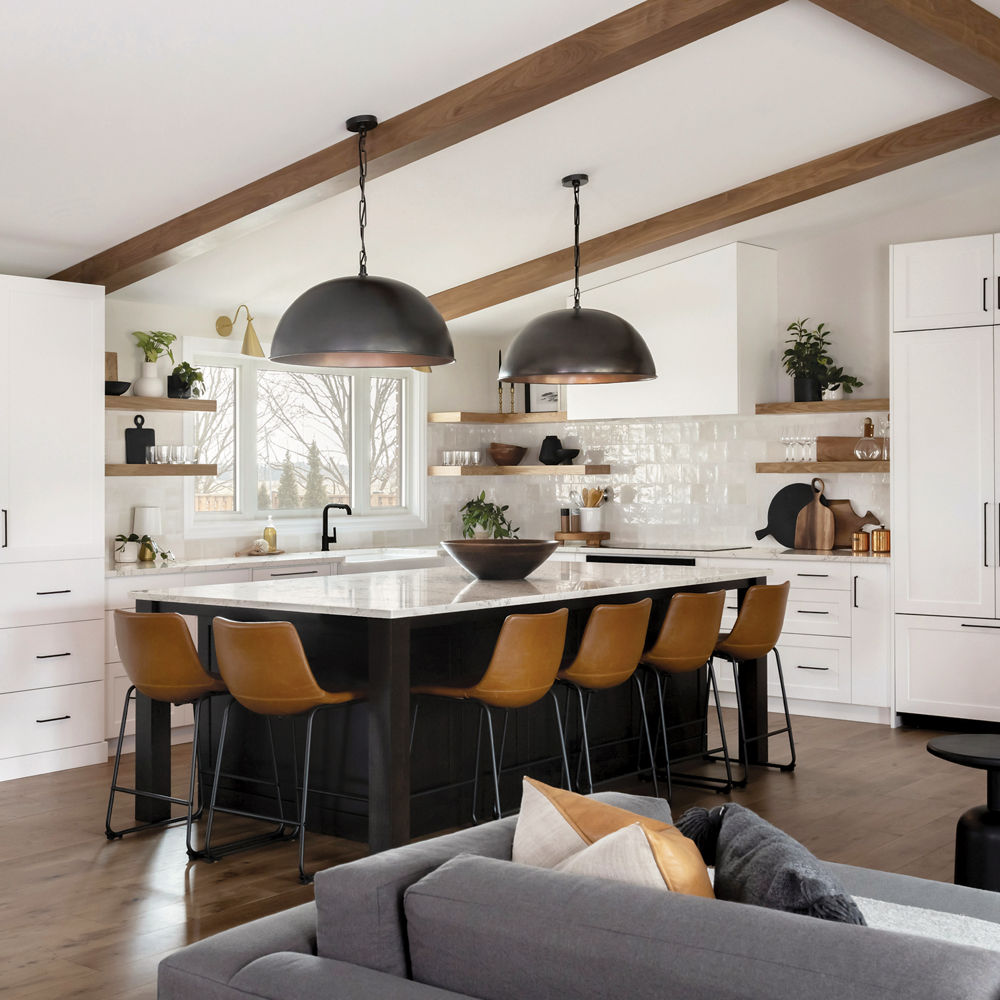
[321,503,352,550]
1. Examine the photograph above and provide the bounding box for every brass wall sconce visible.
[216,304,264,358]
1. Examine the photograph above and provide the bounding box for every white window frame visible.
[182,337,427,539]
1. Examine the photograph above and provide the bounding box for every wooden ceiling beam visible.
[49,0,784,293]
[430,98,1000,321]
[808,0,1000,98]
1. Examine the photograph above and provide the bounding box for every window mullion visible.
[353,373,371,516]
[239,358,258,519]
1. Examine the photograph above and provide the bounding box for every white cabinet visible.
[892,327,996,617]
[566,243,776,420]
[895,615,1000,722]
[892,235,996,331]
[851,564,891,709]
[0,275,104,563]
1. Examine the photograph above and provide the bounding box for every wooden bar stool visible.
[207,618,364,883]
[411,607,569,824]
[713,580,795,786]
[107,610,227,856]
[556,599,655,795]
[640,590,729,797]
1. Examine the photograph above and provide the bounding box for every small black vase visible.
[538,435,562,466]
[167,375,192,399]
[793,377,822,402]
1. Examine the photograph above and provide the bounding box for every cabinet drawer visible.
[770,562,850,591]
[0,681,104,758]
[784,589,851,636]
[251,563,330,582]
[895,615,1000,722]
[715,635,851,704]
[0,620,103,694]
[0,559,102,627]
[184,569,252,587]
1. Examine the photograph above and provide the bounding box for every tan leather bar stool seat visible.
[207,618,364,883]
[411,608,569,823]
[713,581,795,784]
[107,610,227,855]
[639,591,729,797]
[556,599,655,795]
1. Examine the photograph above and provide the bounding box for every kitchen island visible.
[134,561,766,851]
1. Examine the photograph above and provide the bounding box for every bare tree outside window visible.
[370,377,402,508]
[257,370,351,510]
[194,365,237,512]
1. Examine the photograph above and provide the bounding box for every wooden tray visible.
[816,436,886,461]
[247,549,286,556]
[554,531,610,548]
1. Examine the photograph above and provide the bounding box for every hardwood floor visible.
[0,713,987,998]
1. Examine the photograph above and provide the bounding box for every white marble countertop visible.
[133,561,770,620]
[106,546,445,578]
[583,545,890,564]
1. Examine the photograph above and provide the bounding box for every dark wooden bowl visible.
[442,539,558,580]
[105,381,131,396]
[488,443,527,466]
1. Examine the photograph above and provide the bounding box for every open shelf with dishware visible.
[105,396,217,413]
[428,411,567,423]
[428,465,610,477]
[105,464,218,477]
[755,461,889,474]
[755,398,889,415]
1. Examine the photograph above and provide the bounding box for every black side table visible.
[927,734,1000,892]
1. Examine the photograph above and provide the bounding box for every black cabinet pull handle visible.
[984,276,989,311]
[35,652,71,660]
[797,573,829,578]
[986,502,990,568]
[268,570,319,578]
[797,609,830,615]
[35,715,70,723]
[35,589,71,596]
[960,622,1000,629]
[796,664,830,671]
[726,605,738,610]
[853,575,859,608]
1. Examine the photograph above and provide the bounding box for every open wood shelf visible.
[105,464,218,477]
[755,461,889,474]
[428,411,567,424]
[105,396,217,413]
[428,464,610,477]
[755,398,889,415]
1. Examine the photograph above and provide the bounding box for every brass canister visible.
[852,531,870,553]
[871,526,891,554]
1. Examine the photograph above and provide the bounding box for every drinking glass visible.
[779,428,793,461]
[469,450,481,466]
[155,445,171,464]
[145,445,157,464]
[442,450,454,466]
[170,445,185,464]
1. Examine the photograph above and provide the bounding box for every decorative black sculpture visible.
[538,435,579,466]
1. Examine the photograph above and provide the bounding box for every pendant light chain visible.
[572,179,582,311]
[357,125,369,277]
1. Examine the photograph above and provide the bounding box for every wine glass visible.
[780,427,793,461]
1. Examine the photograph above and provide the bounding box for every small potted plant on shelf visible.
[820,363,863,401]
[782,319,831,402]
[167,361,204,399]
[131,330,177,398]
[114,533,175,565]
[113,533,141,563]
[442,491,556,580]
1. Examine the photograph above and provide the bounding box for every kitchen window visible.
[186,351,425,530]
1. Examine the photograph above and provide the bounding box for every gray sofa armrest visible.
[230,954,476,1000]
[158,902,317,1000]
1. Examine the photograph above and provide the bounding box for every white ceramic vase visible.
[133,360,165,398]
[821,385,844,401]
[114,541,139,563]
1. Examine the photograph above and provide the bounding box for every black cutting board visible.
[756,483,831,548]
[124,415,155,465]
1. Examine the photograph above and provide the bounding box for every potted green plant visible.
[131,330,177,398]
[168,361,205,399]
[782,319,831,402]
[114,532,141,563]
[114,532,174,565]
[443,492,556,580]
[820,364,863,401]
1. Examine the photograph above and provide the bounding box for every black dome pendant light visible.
[270,115,455,368]
[500,174,655,384]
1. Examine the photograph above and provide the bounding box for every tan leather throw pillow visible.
[512,777,714,899]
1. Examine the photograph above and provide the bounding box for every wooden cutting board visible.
[794,477,835,550]
[826,498,880,548]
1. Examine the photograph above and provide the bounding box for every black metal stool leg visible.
[483,704,503,822]
[185,698,204,857]
[105,686,134,839]
[298,707,319,883]
[730,656,750,787]
[633,673,659,799]
[707,659,734,793]
[575,685,593,794]
[203,699,232,860]
[652,669,673,802]
[265,717,289,832]
[471,703,485,825]
[548,689,571,790]
[749,648,797,772]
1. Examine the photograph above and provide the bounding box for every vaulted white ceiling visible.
[4,0,1000,324]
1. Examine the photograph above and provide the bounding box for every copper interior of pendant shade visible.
[502,371,653,384]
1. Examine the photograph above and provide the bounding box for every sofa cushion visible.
[403,853,1000,1000]
[513,778,710,897]
[677,803,865,924]
[314,790,671,979]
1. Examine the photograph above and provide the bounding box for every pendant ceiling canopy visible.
[270,115,454,369]
[500,174,655,385]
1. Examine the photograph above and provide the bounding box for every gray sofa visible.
[158,792,1000,1000]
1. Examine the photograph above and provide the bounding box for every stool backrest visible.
[562,599,652,689]
[642,590,725,673]
[212,618,326,715]
[717,581,790,661]
[114,609,221,703]
[470,607,568,708]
